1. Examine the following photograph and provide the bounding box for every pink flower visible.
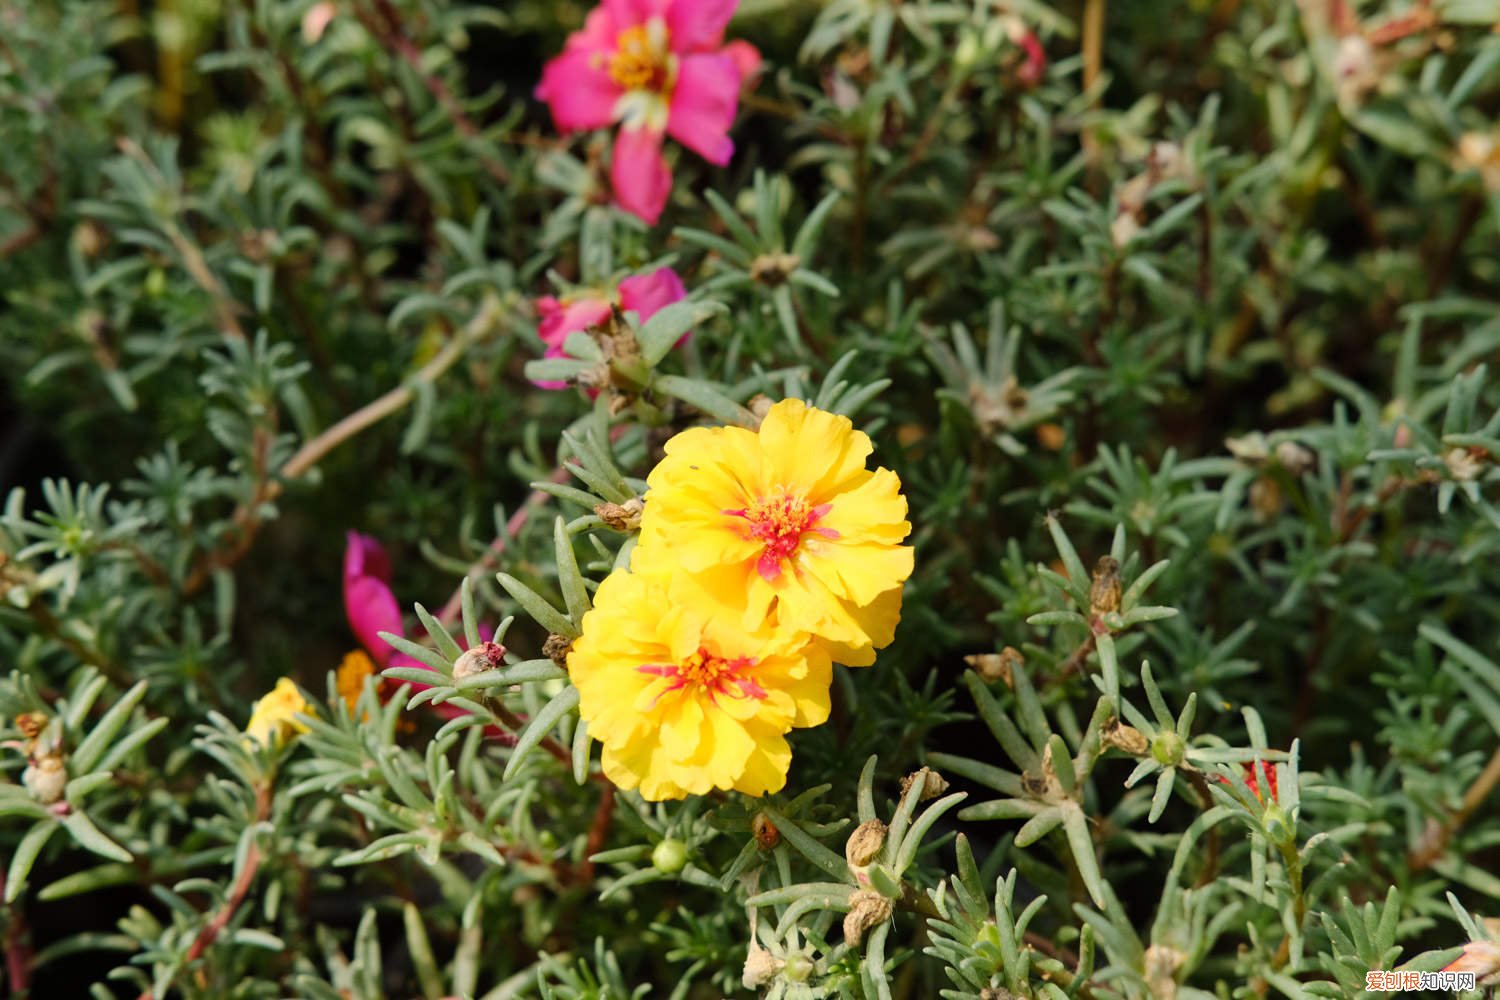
[535,0,760,224]
[533,266,688,390]
[343,532,506,738]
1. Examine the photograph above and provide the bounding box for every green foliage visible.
[3,0,1500,998]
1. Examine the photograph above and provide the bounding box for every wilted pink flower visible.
[535,0,761,224]
[532,266,688,389]
[343,532,505,737]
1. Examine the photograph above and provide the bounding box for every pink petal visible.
[722,40,763,84]
[665,0,738,51]
[667,54,739,165]
[611,127,673,224]
[344,533,406,666]
[618,267,686,321]
[538,297,612,350]
[535,49,622,133]
[568,6,624,51]
[344,530,391,583]
[603,0,667,26]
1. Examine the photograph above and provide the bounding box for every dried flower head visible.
[845,819,888,868]
[900,766,950,802]
[842,889,894,946]
[452,640,506,680]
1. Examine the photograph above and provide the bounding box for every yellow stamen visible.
[609,24,669,92]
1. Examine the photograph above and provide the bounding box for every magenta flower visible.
[535,0,761,224]
[533,266,688,390]
[343,532,504,736]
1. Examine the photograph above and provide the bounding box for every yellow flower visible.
[335,650,377,712]
[632,398,913,666]
[567,570,833,800]
[245,677,313,746]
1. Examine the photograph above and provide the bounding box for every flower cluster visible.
[567,399,914,799]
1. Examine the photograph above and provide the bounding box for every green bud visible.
[783,951,814,983]
[1150,730,1185,767]
[651,838,689,875]
[1262,804,1295,846]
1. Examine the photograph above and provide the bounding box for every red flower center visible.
[725,491,839,582]
[638,646,766,704]
[610,24,671,92]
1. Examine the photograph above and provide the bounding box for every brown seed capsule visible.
[842,890,894,946]
[1101,717,1149,756]
[747,394,775,421]
[1249,476,1283,521]
[845,819,888,868]
[1144,944,1186,1000]
[15,712,47,742]
[543,633,574,668]
[452,640,506,680]
[965,646,1022,688]
[1089,556,1121,616]
[749,251,800,287]
[1273,441,1314,475]
[594,497,644,532]
[751,812,780,850]
[899,767,950,802]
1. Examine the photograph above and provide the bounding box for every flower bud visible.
[845,819,887,869]
[1150,731,1185,767]
[782,951,814,982]
[842,890,894,946]
[742,945,783,989]
[594,497,644,531]
[452,640,506,680]
[1261,802,1295,846]
[651,838,689,874]
[23,754,67,805]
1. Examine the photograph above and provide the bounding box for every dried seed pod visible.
[452,640,507,680]
[594,497,644,531]
[899,767,950,802]
[1273,440,1314,475]
[842,890,894,946]
[742,945,783,989]
[23,754,67,805]
[1101,717,1149,756]
[1089,556,1121,616]
[543,633,574,667]
[965,646,1022,687]
[845,819,887,868]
